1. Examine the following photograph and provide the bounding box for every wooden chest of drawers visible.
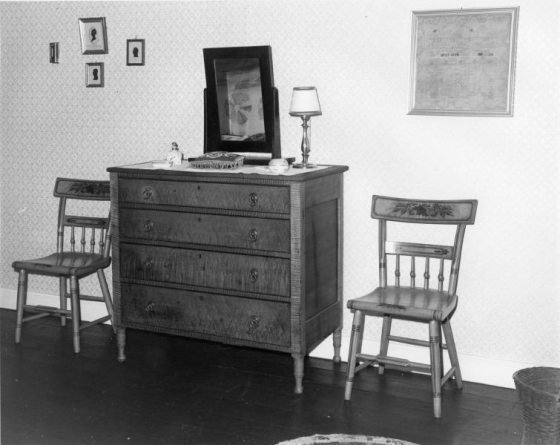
[107,163,348,393]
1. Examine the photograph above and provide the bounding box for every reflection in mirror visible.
[214,58,265,142]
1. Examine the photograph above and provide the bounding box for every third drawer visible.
[119,243,291,297]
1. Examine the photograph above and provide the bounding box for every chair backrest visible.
[53,178,111,258]
[371,195,477,295]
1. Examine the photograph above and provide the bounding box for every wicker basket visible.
[513,367,560,445]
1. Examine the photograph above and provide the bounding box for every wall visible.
[1,0,558,388]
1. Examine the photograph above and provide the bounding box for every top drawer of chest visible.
[118,178,290,214]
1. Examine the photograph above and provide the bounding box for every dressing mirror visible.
[203,46,281,162]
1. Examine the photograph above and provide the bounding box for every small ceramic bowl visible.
[268,158,290,173]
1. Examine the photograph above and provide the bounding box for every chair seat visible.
[347,286,458,322]
[12,252,110,278]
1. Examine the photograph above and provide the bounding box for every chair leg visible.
[429,320,442,418]
[345,310,364,400]
[442,320,463,389]
[69,276,81,354]
[378,315,392,375]
[15,270,28,344]
[59,277,67,327]
[97,269,115,332]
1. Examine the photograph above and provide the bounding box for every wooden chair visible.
[344,195,477,418]
[12,178,114,353]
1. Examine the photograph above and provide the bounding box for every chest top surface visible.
[107,162,348,183]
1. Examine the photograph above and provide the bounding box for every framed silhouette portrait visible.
[79,17,108,55]
[85,62,104,88]
[127,39,145,66]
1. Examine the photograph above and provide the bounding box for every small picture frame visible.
[49,42,59,63]
[85,62,104,88]
[127,39,145,66]
[79,17,108,55]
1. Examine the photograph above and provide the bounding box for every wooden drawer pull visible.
[249,268,259,283]
[247,315,260,335]
[142,187,153,201]
[143,220,154,232]
[248,228,259,242]
[249,192,258,207]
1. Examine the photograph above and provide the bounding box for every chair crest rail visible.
[372,195,477,224]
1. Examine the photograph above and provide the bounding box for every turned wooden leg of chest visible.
[292,353,305,394]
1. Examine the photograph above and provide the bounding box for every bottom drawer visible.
[121,284,291,348]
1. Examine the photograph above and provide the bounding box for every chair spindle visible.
[395,254,401,287]
[438,259,445,292]
[424,258,430,289]
[70,227,76,252]
[80,227,86,253]
[90,228,96,254]
[410,256,416,288]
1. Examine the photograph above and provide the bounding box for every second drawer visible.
[119,208,290,253]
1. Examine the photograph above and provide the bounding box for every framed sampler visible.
[408,7,519,116]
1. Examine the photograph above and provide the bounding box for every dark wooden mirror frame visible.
[203,45,281,161]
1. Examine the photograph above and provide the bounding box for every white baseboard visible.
[310,334,538,389]
[0,287,536,388]
[1,287,111,325]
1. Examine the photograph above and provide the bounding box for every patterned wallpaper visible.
[1,0,559,370]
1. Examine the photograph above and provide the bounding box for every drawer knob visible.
[247,315,260,335]
[248,228,259,242]
[144,220,154,232]
[249,192,258,207]
[142,187,154,201]
[249,268,259,283]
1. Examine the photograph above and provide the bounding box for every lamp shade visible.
[289,86,322,117]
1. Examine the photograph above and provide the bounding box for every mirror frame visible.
[203,45,281,159]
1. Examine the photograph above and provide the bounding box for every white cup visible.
[268,158,290,173]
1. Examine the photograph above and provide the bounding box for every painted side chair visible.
[344,195,477,418]
[12,178,114,353]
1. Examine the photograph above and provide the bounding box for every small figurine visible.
[166,142,183,166]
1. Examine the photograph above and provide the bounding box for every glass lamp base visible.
[292,163,317,169]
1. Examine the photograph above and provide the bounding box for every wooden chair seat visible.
[12,178,114,354]
[344,195,477,418]
[347,286,458,322]
[13,253,110,278]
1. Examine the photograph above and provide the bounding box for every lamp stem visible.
[297,116,315,168]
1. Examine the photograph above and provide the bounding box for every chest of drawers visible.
[107,163,348,393]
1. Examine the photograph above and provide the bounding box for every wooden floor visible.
[1,309,523,445]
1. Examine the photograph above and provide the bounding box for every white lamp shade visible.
[289,86,322,116]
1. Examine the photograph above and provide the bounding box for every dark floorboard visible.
[1,309,523,445]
